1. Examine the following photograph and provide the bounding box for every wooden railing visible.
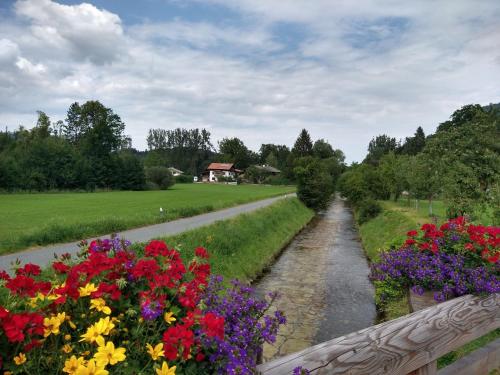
[257,293,499,374]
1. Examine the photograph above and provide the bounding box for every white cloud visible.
[0,0,499,162]
[15,0,124,64]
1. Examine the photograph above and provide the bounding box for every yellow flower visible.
[79,317,114,343]
[79,283,98,297]
[62,344,73,353]
[65,334,72,341]
[93,338,126,367]
[63,355,85,374]
[90,298,111,315]
[164,312,176,325]
[146,343,164,361]
[44,312,66,337]
[156,362,176,375]
[80,325,104,344]
[74,359,109,375]
[4,371,13,375]
[13,353,26,365]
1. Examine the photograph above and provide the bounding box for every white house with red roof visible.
[202,163,242,182]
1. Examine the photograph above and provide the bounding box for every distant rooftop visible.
[206,163,234,171]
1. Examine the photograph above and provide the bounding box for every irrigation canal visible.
[253,196,376,361]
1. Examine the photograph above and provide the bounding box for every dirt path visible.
[254,196,376,361]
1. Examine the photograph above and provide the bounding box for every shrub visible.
[174,174,194,183]
[0,238,285,374]
[263,175,292,185]
[294,158,333,211]
[145,166,175,189]
[357,199,382,224]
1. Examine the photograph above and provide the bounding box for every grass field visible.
[132,197,314,282]
[356,199,500,368]
[0,184,295,254]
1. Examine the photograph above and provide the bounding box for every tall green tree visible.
[292,129,313,157]
[313,139,334,159]
[218,137,256,169]
[364,134,398,166]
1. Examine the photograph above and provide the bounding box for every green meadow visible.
[0,184,294,254]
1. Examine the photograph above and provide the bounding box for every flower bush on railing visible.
[371,216,499,303]
[0,237,285,374]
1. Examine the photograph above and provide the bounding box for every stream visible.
[253,196,376,361]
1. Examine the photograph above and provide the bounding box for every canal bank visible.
[254,196,376,361]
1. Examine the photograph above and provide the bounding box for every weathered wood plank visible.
[257,294,499,375]
[437,338,500,375]
[408,361,436,375]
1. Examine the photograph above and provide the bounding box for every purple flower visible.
[200,276,286,374]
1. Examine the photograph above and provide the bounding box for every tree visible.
[313,139,334,159]
[32,111,52,139]
[399,126,426,155]
[146,127,215,175]
[218,137,255,169]
[145,166,175,190]
[294,157,333,210]
[63,102,88,145]
[292,129,313,157]
[364,134,398,166]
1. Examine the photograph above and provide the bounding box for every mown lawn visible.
[0,184,295,254]
[357,199,500,369]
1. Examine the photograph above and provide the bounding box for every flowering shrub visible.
[0,237,285,374]
[372,216,499,302]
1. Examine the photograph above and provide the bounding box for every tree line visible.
[0,101,346,196]
[338,104,500,223]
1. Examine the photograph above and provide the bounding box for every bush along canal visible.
[253,195,376,361]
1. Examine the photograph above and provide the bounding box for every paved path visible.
[253,196,376,361]
[0,194,294,271]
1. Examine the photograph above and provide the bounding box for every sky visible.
[0,0,499,162]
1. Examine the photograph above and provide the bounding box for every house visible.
[202,163,242,182]
[254,165,280,175]
[168,167,184,177]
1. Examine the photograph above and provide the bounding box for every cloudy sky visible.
[0,0,499,162]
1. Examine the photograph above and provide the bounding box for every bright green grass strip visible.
[437,329,500,369]
[358,207,416,262]
[132,197,314,283]
[357,200,499,369]
[0,184,295,254]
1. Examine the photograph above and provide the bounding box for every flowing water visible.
[253,196,376,361]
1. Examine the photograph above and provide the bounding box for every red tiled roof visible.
[206,163,234,171]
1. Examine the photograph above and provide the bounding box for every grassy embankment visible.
[132,197,314,283]
[0,184,295,254]
[357,199,499,368]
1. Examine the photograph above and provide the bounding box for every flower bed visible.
[371,216,499,303]
[0,238,285,374]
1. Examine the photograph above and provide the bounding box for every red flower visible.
[0,270,10,281]
[6,275,37,297]
[464,243,475,251]
[163,325,195,360]
[405,239,416,246]
[16,263,41,276]
[145,240,168,257]
[195,247,210,259]
[2,313,30,342]
[52,261,70,274]
[419,242,431,251]
[407,230,418,237]
[201,312,224,340]
[431,243,439,254]
[487,253,499,264]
